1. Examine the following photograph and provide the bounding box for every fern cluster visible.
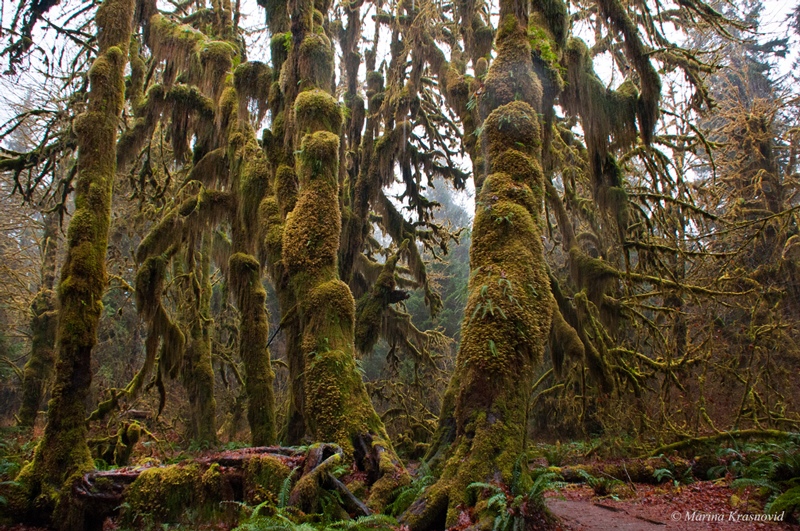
[711,438,800,522]
[467,455,564,531]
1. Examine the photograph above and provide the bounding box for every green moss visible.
[20,0,133,523]
[274,164,298,215]
[234,61,272,119]
[244,455,291,504]
[483,101,541,160]
[17,289,57,427]
[481,15,542,116]
[123,463,230,524]
[229,252,276,446]
[548,301,584,377]
[298,34,334,90]
[294,89,342,135]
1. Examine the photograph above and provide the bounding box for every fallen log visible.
[68,443,364,531]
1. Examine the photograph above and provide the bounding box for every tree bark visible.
[403,5,553,529]
[278,0,409,508]
[17,211,59,427]
[10,0,135,526]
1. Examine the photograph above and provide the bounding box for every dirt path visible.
[549,498,667,529]
[546,483,799,531]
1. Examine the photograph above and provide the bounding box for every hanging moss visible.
[531,0,568,49]
[473,19,495,59]
[270,33,291,77]
[234,61,272,121]
[354,242,407,355]
[561,38,638,220]
[573,291,613,392]
[548,300,584,378]
[568,246,620,303]
[261,0,290,32]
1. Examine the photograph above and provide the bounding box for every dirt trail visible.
[549,498,667,529]
[546,483,799,531]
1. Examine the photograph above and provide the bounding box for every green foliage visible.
[234,505,397,531]
[386,462,435,517]
[576,469,623,497]
[467,458,563,530]
[712,439,800,521]
[0,429,35,482]
[652,454,694,486]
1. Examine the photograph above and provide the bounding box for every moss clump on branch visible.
[298,34,335,90]
[294,89,342,136]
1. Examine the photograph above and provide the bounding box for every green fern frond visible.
[766,486,800,515]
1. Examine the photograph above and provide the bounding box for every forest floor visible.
[547,481,800,530]
[2,427,799,530]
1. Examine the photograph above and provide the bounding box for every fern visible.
[328,514,397,530]
[278,467,298,508]
[766,485,800,517]
[386,464,435,517]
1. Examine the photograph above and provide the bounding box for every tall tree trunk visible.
[17,212,59,427]
[279,0,409,508]
[11,0,135,525]
[182,235,218,444]
[403,5,553,529]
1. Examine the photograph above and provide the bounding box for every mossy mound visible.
[295,89,342,136]
[298,33,334,89]
[480,15,542,116]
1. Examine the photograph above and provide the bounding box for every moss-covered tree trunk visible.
[403,6,553,530]
[10,0,135,524]
[228,104,277,446]
[278,1,408,508]
[17,212,59,427]
[182,235,218,444]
